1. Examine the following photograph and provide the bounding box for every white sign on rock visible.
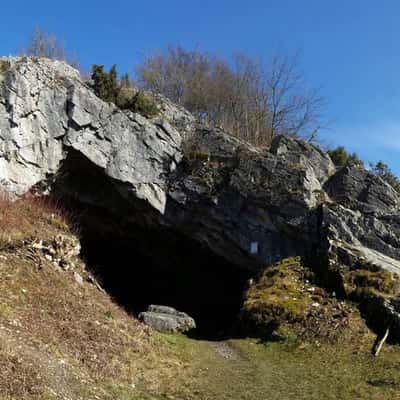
[250,242,259,254]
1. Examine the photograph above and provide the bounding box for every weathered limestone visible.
[2,57,400,316]
[0,57,184,212]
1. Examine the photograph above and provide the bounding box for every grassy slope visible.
[1,197,400,399]
[0,197,190,399]
[165,333,400,400]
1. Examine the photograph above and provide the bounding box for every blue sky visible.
[1,1,400,173]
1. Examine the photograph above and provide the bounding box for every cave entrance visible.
[52,149,252,339]
[78,222,251,339]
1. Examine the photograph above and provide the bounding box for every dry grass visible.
[3,197,400,399]
[0,196,189,399]
[0,59,10,75]
[0,194,73,250]
[160,321,400,400]
[0,252,168,399]
[349,267,400,295]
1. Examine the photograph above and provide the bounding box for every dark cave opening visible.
[78,223,251,339]
[52,149,252,339]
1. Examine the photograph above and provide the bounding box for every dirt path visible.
[208,340,241,360]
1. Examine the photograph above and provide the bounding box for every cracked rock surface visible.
[0,57,188,212]
[2,57,400,302]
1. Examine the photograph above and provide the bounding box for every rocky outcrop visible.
[139,305,196,333]
[0,57,192,213]
[0,57,331,270]
[322,162,400,275]
[2,57,400,335]
[29,234,81,270]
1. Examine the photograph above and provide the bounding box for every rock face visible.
[2,57,400,333]
[322,162,400,275]
[0,57,191,213]
[139,305,196,333]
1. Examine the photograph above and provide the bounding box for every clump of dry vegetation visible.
[336,261,400,339]
[350,267,400,296]
[0,194,72,249]
[341,257,400,299]
[0,59,11,75]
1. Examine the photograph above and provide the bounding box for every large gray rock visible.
[325,161,399,213]
[270,134,336,184]
[139,305,196,333]
[165,128,331,268]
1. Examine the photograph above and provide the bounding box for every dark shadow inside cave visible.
[78,223,251,339]
[52,148,252,339]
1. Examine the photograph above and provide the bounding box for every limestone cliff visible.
[1,57,400,333]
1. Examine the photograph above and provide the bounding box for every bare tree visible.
[22,26,65,60]
[136,46,324,146]
[264,52,324,140]
[19,27,80,70]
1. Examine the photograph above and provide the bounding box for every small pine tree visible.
[347,152,363,167]
[328,146,348,167]
[328,146,363,168]
[108,65,119,103]
[370,161,400,192]
[90,64,158,118]
[91,65,110,101]
[120,73,131,88]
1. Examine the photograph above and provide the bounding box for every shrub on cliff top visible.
[370,160,400,193]
[90,64,158,118]
[328,146,363,168]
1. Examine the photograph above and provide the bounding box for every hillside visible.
[1,57,400,398]
[0,196,197,399]
[1,197,400,399]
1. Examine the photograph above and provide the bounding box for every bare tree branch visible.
[136,47,325,146]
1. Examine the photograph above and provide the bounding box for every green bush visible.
[126,91,158,118]
[91,64,158,118]
[370,161,400,193]
[328,146,363,167]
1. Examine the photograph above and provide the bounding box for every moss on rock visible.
[241,257,312,336]
[240,257,355,342]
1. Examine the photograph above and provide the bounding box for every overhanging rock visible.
[2,57,400,285]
